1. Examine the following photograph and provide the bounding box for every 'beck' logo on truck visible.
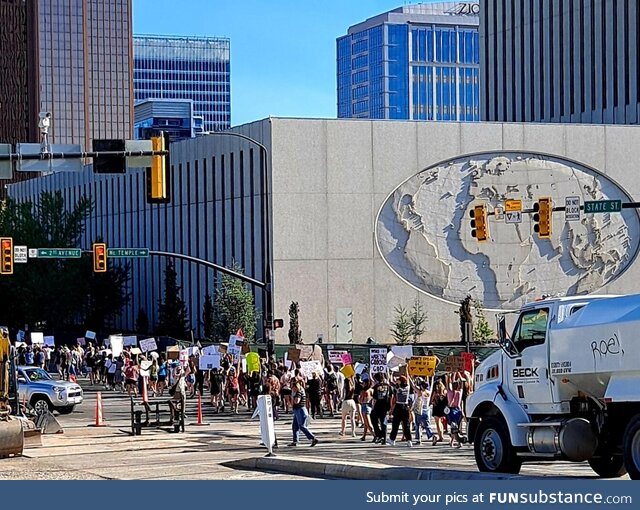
[512,367,539,378]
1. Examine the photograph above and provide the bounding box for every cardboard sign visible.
[110,335,124,357]
[242,343,251,354]
[77,337,86,346]
[130,347,142,356]
[328,350,348,364]
[218,344,227,354]
[123,336,138,347]
[390,345,413,361]
[341,353,353,365]
[139,337,158,353]
[43,336,55,347]
[299,346,313,360]
[408,356,438,377]
[246,352,260,374]
[31,332,44,345]
[340,364,355,379]
[355,362,367,375]
[300,360,323,379]
[461,352,475,372]
[444,355,466,373]
[199,354,220,370]
[287,348,301,363]
[369,348,388,374]
[166,346,180,360]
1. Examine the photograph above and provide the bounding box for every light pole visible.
[207,130,274,353]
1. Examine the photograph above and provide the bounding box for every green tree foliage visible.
[136,308,150,335]
[409,297,428,343]
[212,264,257,342]
[0,192,130,331]
[156,261,190,340]
[202,293,215,340]
[473,299,495,343]
[390,304,412,344]
[288,301,302,344]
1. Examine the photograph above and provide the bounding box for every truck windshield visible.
[23,368,52,382]
[511,308,549,351]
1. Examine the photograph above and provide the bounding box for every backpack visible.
[327,373,337,391]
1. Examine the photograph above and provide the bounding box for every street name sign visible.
[584,200,622,214]
[107,248,149,258]
[37,248,82,258]
[565,196,581,221]
[14,246,27,264]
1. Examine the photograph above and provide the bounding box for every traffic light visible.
[0,237,13,275]
[146,132,170,204]
[533,197,552,239]
[93,242,107,273]
[470,204,489,242]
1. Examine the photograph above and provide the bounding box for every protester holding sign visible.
[411,381,434,444]
[445,373,464,448]
[430,380,448,445]
[370,373,393,444]
[386,375,412,447]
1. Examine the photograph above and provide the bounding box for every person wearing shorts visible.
[359,379,374,441]
[340,378,357,437]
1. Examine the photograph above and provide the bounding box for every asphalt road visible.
[2,380,628,480]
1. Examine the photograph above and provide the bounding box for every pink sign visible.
[341,353,353,365]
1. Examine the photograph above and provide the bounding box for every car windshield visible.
[24,368,52,382]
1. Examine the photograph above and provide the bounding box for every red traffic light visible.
[0,237,13,275]
[93,242,107,272]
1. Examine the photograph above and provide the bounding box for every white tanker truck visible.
[467,294,640,479]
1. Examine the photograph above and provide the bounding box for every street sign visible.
[565,196,581,221]
[505,199,523,212]
[505,211,522,224]
[28,248,38,258]
[584,199,622,214]
[107,248,149,258]
[13,246,27,264]
[37,248,82,258]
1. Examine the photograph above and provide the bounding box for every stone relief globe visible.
[375,152,640,309]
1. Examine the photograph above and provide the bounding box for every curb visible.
[223,456,525,480]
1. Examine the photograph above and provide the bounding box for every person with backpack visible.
[387,375,412,447]
[324,365,338,416]
[370,372,393,444]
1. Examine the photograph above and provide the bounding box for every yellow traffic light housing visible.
[533,197,552,239]
[470,204,489,242]
[0,237,13,275]
[147,132,170,203]
[93,242,107,272]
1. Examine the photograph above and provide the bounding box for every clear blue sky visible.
[133,0,441,127]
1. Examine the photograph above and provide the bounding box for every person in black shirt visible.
[387,376,412,446]
[371,373,393,444]
[289,379,318,447]
[306,372,323,419]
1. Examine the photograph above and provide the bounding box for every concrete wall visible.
[269,118,640,344]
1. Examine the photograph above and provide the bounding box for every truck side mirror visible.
[17,376,27,384]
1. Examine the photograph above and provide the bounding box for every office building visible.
[0,0,133,198]
[337,2,480,121]
[10,119,640,343]
[134,99,204,141]
[133,35,231,134]
[481,0,640,124]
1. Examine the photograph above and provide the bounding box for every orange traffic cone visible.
[195,393,206,426]
[94,391,106,426]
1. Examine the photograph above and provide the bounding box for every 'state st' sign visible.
[445,3,480,15]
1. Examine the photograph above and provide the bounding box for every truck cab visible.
[467,294,640,479]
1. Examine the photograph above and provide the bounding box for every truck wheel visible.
[588,455,627,478]
[31,396,51,415]
[623,415,640,479]
[474,416,522,474]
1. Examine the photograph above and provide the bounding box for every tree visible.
[212,263,258,342]
[156,261,190,340]
[390,304,412,344]
[409,297,428,343]
[473,299,495,343]
[0,192,129,332]
[202,293,214,340]
[136,308,150,335]
[288,301,302,344]
[458,295,473,344]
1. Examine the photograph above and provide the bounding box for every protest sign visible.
[179,349,189,366]
[123,336,137,347]
[461,352,475,372]
[300,360,323,379]
[202,345,218,356]
[85,330,96,340]
[140,360,152,377]
[390,345,413,361]
[340,364,355,379]
[341,353,353,365]
[218,344,227,354]
[328,350,348,365]
[299,346,313,360]
[241,357,247,373]
[246,352,260,374]
[43,336,55,347]
[110,335,124,357]
[31,332,44,345]
[77,337,86,346]
[199,354,220,370]
[408,356,438,377]
[369,348,388,374]
[187,346,200,357]
[444,355,466,373]
[139,338,158,353]
[166,346,180,360]
[287,348,301,363]
[354,362,367,375]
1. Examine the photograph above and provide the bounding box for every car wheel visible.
[31,396,51,415]
[56,406,75,415]
[474,416,522,474]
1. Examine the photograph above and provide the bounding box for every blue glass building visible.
[134,35,230,133]
[337,2,480,121]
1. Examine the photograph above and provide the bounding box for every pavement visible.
[1,382,627,480]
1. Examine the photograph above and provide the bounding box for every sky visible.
[133,0,442,127]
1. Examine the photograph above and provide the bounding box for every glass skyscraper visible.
[133,35,231,133]
[337,2,480,122]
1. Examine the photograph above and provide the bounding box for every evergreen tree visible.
[212,264,258,342]
[473,299,495,343]
[390,304,412,344]
[136,308,150,335]
[409,297,428,343]
[156,261,190,340]
[288,301,302,344]
[202,293,215,340]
